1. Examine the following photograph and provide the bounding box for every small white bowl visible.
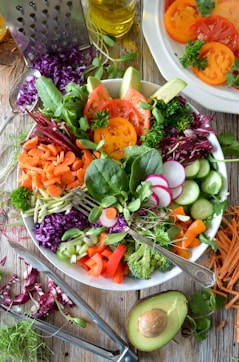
[23,79,227,291]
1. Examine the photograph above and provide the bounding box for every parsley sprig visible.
[226,59,239,88]
[179,40,207,70]
[183,288,225,341]
[196,0,215,16]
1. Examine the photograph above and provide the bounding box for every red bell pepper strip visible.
[105,243,127,279]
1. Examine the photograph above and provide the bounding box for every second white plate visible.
[143,0,239,114]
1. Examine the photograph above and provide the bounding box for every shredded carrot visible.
[200,206,239,319]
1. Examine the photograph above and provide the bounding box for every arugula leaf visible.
[179,40,207,70]
[196,0,215,16]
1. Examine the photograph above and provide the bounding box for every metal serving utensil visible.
[72,189,216,288]
[0,69,40,136]
[9,241,138,362]
[0,0,90,66]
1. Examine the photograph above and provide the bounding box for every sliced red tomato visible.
[93,117,137,160]
[192,41,235,85]
[123,87,151,135]
[164,0,203,43]
[190,15,239,53]
[83,83,112,119]
[165,0,176,11]
[212,1,239,35]
[96,99,141,134]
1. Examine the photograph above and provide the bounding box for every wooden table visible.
[0,2,239,361]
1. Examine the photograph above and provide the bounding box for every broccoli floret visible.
[124,241,174,279]
[125,242,155,280]
[151,249,174,273]
[10,186,32,212]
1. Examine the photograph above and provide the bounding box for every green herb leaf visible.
[196,0,215,16]
[179,40,207,70]
[91,110,109,130]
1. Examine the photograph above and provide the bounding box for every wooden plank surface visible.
[0,1,239,361]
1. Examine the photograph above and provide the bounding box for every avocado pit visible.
[138,308,167,338]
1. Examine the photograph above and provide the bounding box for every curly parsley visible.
[196,0,215,17]
[179,40,207,70]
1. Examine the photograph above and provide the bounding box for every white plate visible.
[143,0,239,114]
[23,79,227,291]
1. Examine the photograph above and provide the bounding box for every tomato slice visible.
[164,0,203,43]
[190,15,239,53]
[212,1,239,34]
[93,117,137,160]
[83,83,112,119]
[123,87,151,135]
[96,99,141,134]
[192,41,235,85]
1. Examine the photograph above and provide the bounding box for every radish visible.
[145,174,169,188]
[99,208,118,228]
[162,160,185,189]
[170,185,183,200]
[144,192,160,208]
[152,185,172,208]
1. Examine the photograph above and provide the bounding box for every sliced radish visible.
[144,192,160,208]
[152,185,172,208]
[170,185,183,200]
[99,209,118,228]
[145,174,169,188]
[163,160,185,189]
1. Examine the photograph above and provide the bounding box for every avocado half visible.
[126,290,188,352]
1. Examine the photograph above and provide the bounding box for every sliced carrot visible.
[75,139,88,150]
[54,164,70,176]
[47,143,62,156]
[32,173,43,189]
[171,206,186,216]
[182,229,197,248]
[23,136,39,149]
[188,237,201,248]
[71,158,83,171]
[66,179,81,190]
[62,151,76,166]
[188,219,207,234]
[93,151,101,159]
[76,168,86,183]
[28,148,45,157]
[104,207,117,220]
[46,184,62,197]
[18,173,32,190]
[82,149,94,168]
[43,176,61,186]
[61,171,76,186]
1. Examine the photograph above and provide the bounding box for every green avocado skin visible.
[126,290,188,352]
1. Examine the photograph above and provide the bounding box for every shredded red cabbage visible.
[160,112,215,165]
[34,207,90,252]
[16,47,95,111]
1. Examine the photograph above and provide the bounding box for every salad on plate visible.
[11,66,227,290]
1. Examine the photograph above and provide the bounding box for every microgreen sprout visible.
[84,14,137,79]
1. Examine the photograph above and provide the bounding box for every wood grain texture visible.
[1,1,239,361]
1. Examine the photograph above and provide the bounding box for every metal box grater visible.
[0,0,90,66]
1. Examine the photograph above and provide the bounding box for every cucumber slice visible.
[196,159,210,179]
[174,180,200,205]
[185,160,200,179]
[190,198,214,220]
[200,170,223,195]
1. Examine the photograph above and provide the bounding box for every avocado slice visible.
[87,76,101,93]
[150,78,187,104]
[126,290,188,351]
[119,66,141,98]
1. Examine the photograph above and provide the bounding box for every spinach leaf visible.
[129,149,163,193]
[85,159,128,202]
[36,75,63,111]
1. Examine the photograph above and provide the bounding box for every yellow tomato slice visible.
[93,117,137,160]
